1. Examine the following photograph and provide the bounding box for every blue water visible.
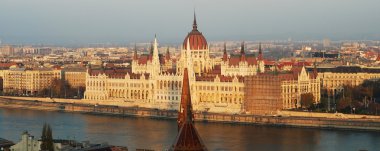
[1,108,379,151]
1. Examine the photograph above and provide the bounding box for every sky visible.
[0,0,380,46]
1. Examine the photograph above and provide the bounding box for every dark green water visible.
[0,108,379,151]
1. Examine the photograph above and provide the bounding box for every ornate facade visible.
[316,66,380,92]
[281,67,321,109]
[221,42,265,76]
[176,14,214,75]
[244,67,321,115]
[83,15,321,115]
[131,39,170,75]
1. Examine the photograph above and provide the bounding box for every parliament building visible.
[84,15,321,114]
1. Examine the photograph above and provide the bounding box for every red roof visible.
[171,68,207,151]
[196,74,244,82]
[137,55,150,64]
[228,55,257,66]
[0,62,17,68]
[264,60,275,65]
[182,14,208,50]
[277,61,312,69]
[88,68,149,79]
[136,54,169,65]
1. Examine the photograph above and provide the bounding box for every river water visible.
[0,108,379,151]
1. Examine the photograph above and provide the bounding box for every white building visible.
[83,15,320,114]
[10,131,63,151]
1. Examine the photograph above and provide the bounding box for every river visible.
[0,108,379,151]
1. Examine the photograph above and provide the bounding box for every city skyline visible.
[1,0,380,46]
[1,1,380,150]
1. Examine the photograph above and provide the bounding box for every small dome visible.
[183,14,208,50]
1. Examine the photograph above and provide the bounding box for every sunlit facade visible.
[83,16,320,114]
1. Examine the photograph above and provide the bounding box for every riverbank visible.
[1,96,380,131]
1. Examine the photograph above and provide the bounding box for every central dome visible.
[183,14,208,50]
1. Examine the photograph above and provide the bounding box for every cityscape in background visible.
[1,1,380,151]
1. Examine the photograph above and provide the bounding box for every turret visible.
[240,41,246,62]
[150,35,161,76]
[133,43,138,60]
[258,43,263,60]
[166,47,171,60]
[223,42,228,61]
[193,11,198,31]
[153,35,159,64]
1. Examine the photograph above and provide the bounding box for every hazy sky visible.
[1,0,380,45]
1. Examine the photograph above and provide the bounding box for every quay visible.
[1,96,380,131]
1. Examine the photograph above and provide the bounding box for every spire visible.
[258,42,263,60]
[240,41,245,54]
[240,41,246,62]
[193,11,198,31]
[170,68,207,151]
[177,68,193,130]
[166,47,171,60]
[259,43,262,55]
[154,34,158,51]
[224,42,227,54]
[153,35,160,64]
[223,42,228,61]
[133,43,138,60]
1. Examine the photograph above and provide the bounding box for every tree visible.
[369,102,380,115]
[51,78,63,98]
[50,78,79,98]
[319,97,328,110]
[40,123,54,151]
[301,93,314,109]
[337,98,351,113]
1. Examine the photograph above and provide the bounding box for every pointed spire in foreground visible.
[170,68,207,151]
[177,68,193,129]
